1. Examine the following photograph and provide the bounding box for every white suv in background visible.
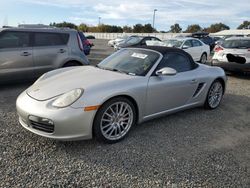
[212,37,250,73]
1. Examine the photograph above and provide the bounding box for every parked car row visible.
[110,36,210,64]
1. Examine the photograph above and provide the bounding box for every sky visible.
[0,0,250,31]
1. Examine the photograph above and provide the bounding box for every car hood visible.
[27,66,133,101]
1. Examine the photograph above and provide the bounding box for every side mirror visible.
[156,67,177,76]
[182,45,189,49]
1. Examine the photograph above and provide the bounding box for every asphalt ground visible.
[0,39,250,187]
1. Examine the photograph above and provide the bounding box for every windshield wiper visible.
[96,65,136,76]
[96,65,137,75]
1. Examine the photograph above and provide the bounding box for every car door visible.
[191,39,203,61]
[0,31,33,82]
[182,39,197,60]
[145,52,199,116]
[32,32,69,77]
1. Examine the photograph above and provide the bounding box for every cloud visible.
[9,0,250,29]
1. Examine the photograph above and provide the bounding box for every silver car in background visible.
[0,28,89,83]
[16,46,226,144]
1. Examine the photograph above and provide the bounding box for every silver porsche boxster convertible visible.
[16,46,227,143]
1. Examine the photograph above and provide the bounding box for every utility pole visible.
[152,9,157,31]
[98,17,101,26]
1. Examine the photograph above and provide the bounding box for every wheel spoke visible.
[119,103,124,114]
[109,127,115,137]
[102,123,112,129]
[109,106,116,115]
[117,124,122,135]
[102,118,112,122]
[121,106,128,115]
[104,125,114,134]
[116,103,119,114]
[104,112,113,118]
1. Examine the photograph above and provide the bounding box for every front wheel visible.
[204,80,224,109]
[93,97,136,144]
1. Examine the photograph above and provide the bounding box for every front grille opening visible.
[29,116,54,133]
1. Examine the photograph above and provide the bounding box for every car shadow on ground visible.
[226,72,250,80]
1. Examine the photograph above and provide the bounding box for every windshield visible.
[97,49,160,76]
[163,39,183,47]
[222,39,250,49]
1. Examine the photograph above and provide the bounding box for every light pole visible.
[98,17,101,26]
[153,9,157,31]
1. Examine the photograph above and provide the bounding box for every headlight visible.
[52,88,83,108]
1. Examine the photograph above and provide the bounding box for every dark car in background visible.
[78,32,94,55]
[190,32,215,51]
[86,35,96,39]
[114,36,161,50]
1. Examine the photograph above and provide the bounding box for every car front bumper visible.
[16,91,96,141]
[212,60,250,72]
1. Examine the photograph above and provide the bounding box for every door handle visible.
[58,49,66,53]
[21,52,31,56]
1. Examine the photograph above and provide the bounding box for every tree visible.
[205,23,230,33]
[78,23,88,32]
[50,21,77,29]
[123,26,133,33]
[142,24,154,33]
[185,24,202,33]
[170,23,182,33]
[133,24,144,33]
[237,21,250,29]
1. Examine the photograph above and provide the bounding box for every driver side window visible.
[183,40,193,48]
[156,52,193,73]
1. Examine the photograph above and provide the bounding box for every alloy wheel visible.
[208,82,223,108]
[100,102,134,141]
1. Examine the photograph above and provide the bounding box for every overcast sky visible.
[0,0,250,30]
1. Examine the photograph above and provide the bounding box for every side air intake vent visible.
[193,83,205,97]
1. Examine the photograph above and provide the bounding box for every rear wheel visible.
[204,80,224,109]
[93,97,136,144]
[199,53,207,64]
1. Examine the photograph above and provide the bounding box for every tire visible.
[199,53,207,64]
[93,97,136,144]
[204,80,224,109]
[63,61,81,67]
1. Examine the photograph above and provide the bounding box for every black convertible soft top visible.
[130,45,199,69]
[134,45,186,55]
